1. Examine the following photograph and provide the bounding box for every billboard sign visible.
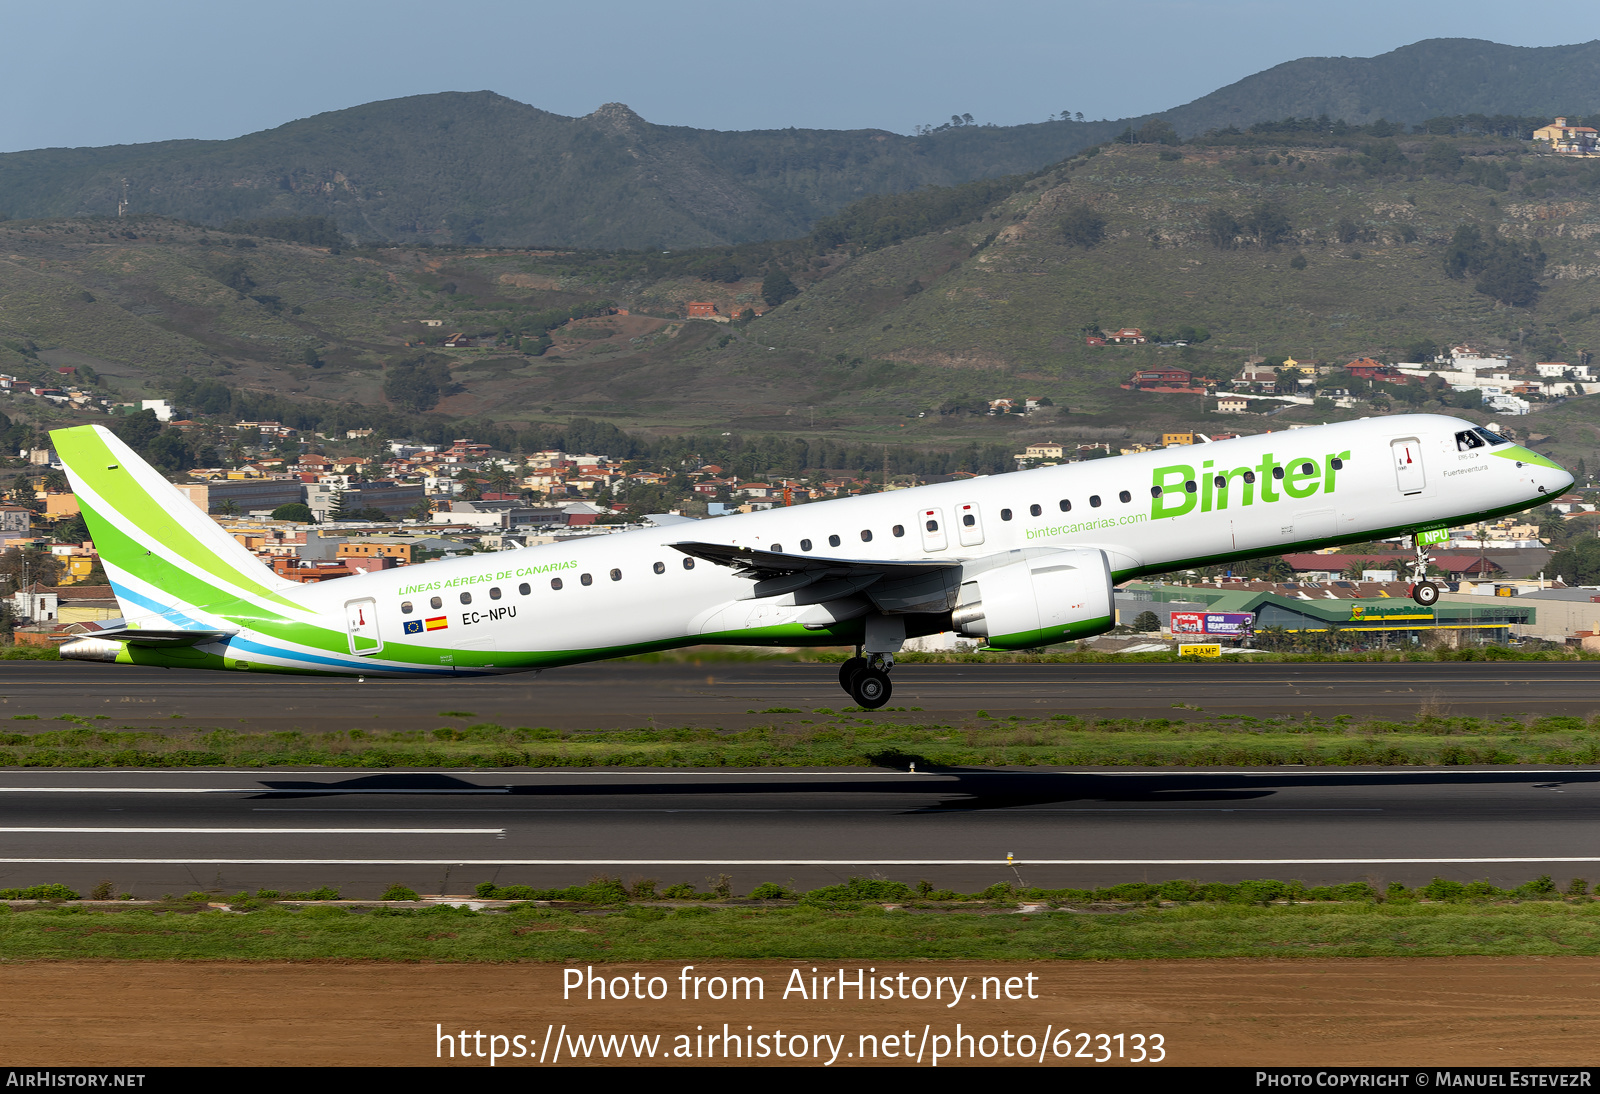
[1170,611,1255,637]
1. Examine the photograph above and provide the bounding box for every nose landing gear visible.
[838,648,894,709]
[1407,536,1440,606]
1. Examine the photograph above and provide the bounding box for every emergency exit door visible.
[1391,438,1426,496]
[345,598,383,656]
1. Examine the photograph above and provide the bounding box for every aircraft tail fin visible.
[50,425,303,626]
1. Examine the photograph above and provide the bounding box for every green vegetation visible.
[4,875,1600,961]
[5,706,1600,768]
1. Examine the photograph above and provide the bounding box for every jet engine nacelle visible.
[950,548,1115,650]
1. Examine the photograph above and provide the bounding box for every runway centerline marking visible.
[253,807,1385,814]
[0,827,505,835]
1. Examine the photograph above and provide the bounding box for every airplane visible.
[49,414,1571,708]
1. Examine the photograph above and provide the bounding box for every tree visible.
[761,269,798,308]
[1289,253,1308,270]
[270,503,314,523]
[1336,218,1359,244]
[1243,202,1292,248]
[1136,119,1179,145]
[1132,610,1161,632]
[1422,141,1463,176]
[1060,203,1107,248]
[382,355,458,412]
[1204,208,1240,249]
[53,514,90,544]
[1550,538,1600,585]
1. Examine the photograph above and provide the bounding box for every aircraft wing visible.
[669,541,960,580]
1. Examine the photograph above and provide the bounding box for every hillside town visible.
[2,397,1597,653]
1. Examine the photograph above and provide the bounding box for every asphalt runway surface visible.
[2,659,1599,730]
[5,766,1600,897]
[4,660,1597,897]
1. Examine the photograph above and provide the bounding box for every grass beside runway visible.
[3,711,1600,767]
[4,883,1600,961]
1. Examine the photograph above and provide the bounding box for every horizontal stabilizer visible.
[77,626,236,647]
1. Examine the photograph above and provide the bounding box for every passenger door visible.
[957,502,985,547]
[345,597,382,656]
[1391,438,1426,496]
[919,507,948,552]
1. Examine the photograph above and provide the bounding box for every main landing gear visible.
[1408,537,1440,607]
[838,649,894,710]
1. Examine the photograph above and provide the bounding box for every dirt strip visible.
[3,957,1596,1067]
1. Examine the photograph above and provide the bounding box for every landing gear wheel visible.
[850,668,892,710]
[838,657,867,694]
[1411,580,1440,607]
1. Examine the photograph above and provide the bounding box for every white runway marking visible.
[0,788,510,794]
[0,827,504,834]
[254,807,1384,814]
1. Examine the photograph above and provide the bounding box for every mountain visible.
[1158,38,1600,135]
[6,119,1600,475]
[0,94,1113,250]
[0,38,1595,248]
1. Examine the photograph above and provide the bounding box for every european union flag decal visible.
[403,619,424,635]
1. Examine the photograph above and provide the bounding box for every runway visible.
[4,766,1599,897]
[1,659,1598,731]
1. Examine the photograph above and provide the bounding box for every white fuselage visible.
[281,414,1567,667]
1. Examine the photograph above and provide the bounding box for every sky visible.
[2,0,1596,153]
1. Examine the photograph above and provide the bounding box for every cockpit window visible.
[1455,430,1486,451]
[1474,427,1508,446]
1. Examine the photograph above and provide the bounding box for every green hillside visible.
[2,125,1598,472]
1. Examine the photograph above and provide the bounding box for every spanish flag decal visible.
[425,616,449,632]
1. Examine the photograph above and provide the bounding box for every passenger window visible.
[460,592,472,605]
[770,543,782,553]
[1298,462,1315,475]
[1331,458,1344,470]
[550,578,563,590]
[401,601,413,614]
[430,596,442,609]
[1243,471,1257,484]
[860,529,873,542]
[1029,503,1041,517]
[1150,486,1162,497]
[1119,490,1131,503]
[489,587,501,600]
[1214,475,1226,488]
[1272,466,1285,480]
[610,569,622,581]
[1089,495,1102,508]
[519,583,530,595]
[653,561,665,574]
[828,534,840,547]
[580,573,593,586]
[1185,480,1197,493]
[800,539,813,551]
[1059,499,1071,512]
[892,525,905,537]
[682,558,695,570]
[1000,509,1013,521]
